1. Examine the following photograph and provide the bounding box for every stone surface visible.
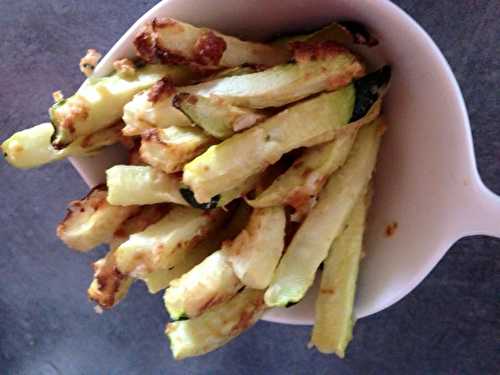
[0,1,498,374]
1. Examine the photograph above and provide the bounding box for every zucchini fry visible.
[135,18,290,69]
[139,126,216,174]
[264,118,384,307]
[164,250,243,320]
[173,93,266,138]
[183,87,355,203]
[88,205,168,309]
[310,192,370,357]
[122,90,191,137]
[143,202,252,293]
[106,165,258,209]
[57,186,139,252]
[51,64,194,148]
[183,66,390,203]
[166,288,266,360]
[248,129,357,220]
[106,165,186,206]
[222,206,286,289]
[114,206,225,278]
[183,43,363,108]
[2,121,122,169]
[88,250,133,310]
[143,244,214,294]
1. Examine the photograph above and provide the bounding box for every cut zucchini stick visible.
[166,288,266,360]
[164,250,243,320]
[173,93,266,138]
[89,205,168,308]
[143,243,214,294]
[222,206,286,289]
[114,206,225,278]
[310,192,369,357]
[57,186,140,252]
[248,128,357,219]
[135,18,290,69]
[122,90,191,136]
[183,66,390,203]
[183,44,363,108]
[183,86,355,202]
[51,64,194,148]
[106,165,186,206]
[106,165,257,209]
[88,249,133,310]
[2,122,122,169]
[109,204,171,249]
[139,126,216,174]
[264,119,384,307]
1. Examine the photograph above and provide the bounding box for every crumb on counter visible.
[80,49,102,77]
[52,90,64,103]
[385,221,399,237]
[94,305,104,314]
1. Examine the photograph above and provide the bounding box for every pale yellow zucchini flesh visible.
[139,126,216,174]
[310,192,369,357]
[166,288,266,360]
[183,86,355,203]
[135,18,290,69]
[222,206,286,289]
[122,91,191,136]
[57,186,140,252]
[248,128,357,219]
[183,47,363,108]
[164,250,243,320]
[106,165,186,206]
[106,164,256,209]
[51,64,194,148]
[264,119,384,307]
[2,122,122,169]
[143,243,214,294]
[173,93,266,138]
[114,206,225,278]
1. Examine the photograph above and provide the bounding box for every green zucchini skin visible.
[180,188,220,210]
[351,65,391,122]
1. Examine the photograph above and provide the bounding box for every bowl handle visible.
[460,182,500,238]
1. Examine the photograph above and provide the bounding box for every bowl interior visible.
[72,0,476,324]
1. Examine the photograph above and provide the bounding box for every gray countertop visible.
[0,1,498,374]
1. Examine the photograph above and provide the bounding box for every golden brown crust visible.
[134,26,156,62]
[88,253,127,309]
[147,77,176,103]
[58,185,107,232]
[54,95,90,135]
[291,41,348,63]
[192,31,227,66]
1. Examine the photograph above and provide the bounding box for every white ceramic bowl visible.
[70,0,500,325]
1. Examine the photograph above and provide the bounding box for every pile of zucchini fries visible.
[1,18,390,359]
